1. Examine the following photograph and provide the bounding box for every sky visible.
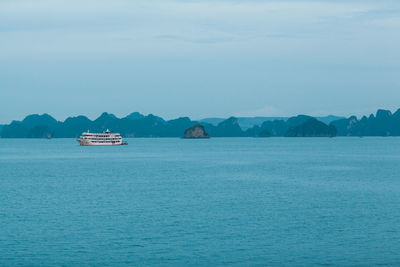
[0,0,400,123]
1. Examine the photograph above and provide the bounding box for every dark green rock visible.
[183,124,209,138]
[285,118,337,137]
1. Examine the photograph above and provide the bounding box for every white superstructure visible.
[77,129,127,146]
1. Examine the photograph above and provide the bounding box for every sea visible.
[1,137,400,265]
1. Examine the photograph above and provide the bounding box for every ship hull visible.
[77,139,123,146]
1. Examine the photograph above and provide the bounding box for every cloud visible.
[2,0,397,61]
[154,33,236,44]
[0,1,387,37]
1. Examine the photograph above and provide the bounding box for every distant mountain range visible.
[1,109,399,138]
[200,115,344,130]
[331,109,400,136]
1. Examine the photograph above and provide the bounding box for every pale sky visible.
[1,0,399,123]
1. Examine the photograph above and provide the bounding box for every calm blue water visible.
[1,138,400,265]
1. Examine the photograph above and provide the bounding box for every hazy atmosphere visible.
[3,1,400,266]
[1,0,399,123]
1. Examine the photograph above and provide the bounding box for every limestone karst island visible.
[1,108,400,138]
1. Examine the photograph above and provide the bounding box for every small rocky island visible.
[183,124,210,138]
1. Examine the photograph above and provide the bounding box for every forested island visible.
[1,109,400,138]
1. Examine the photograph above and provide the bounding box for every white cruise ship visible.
[77,129,127,146]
